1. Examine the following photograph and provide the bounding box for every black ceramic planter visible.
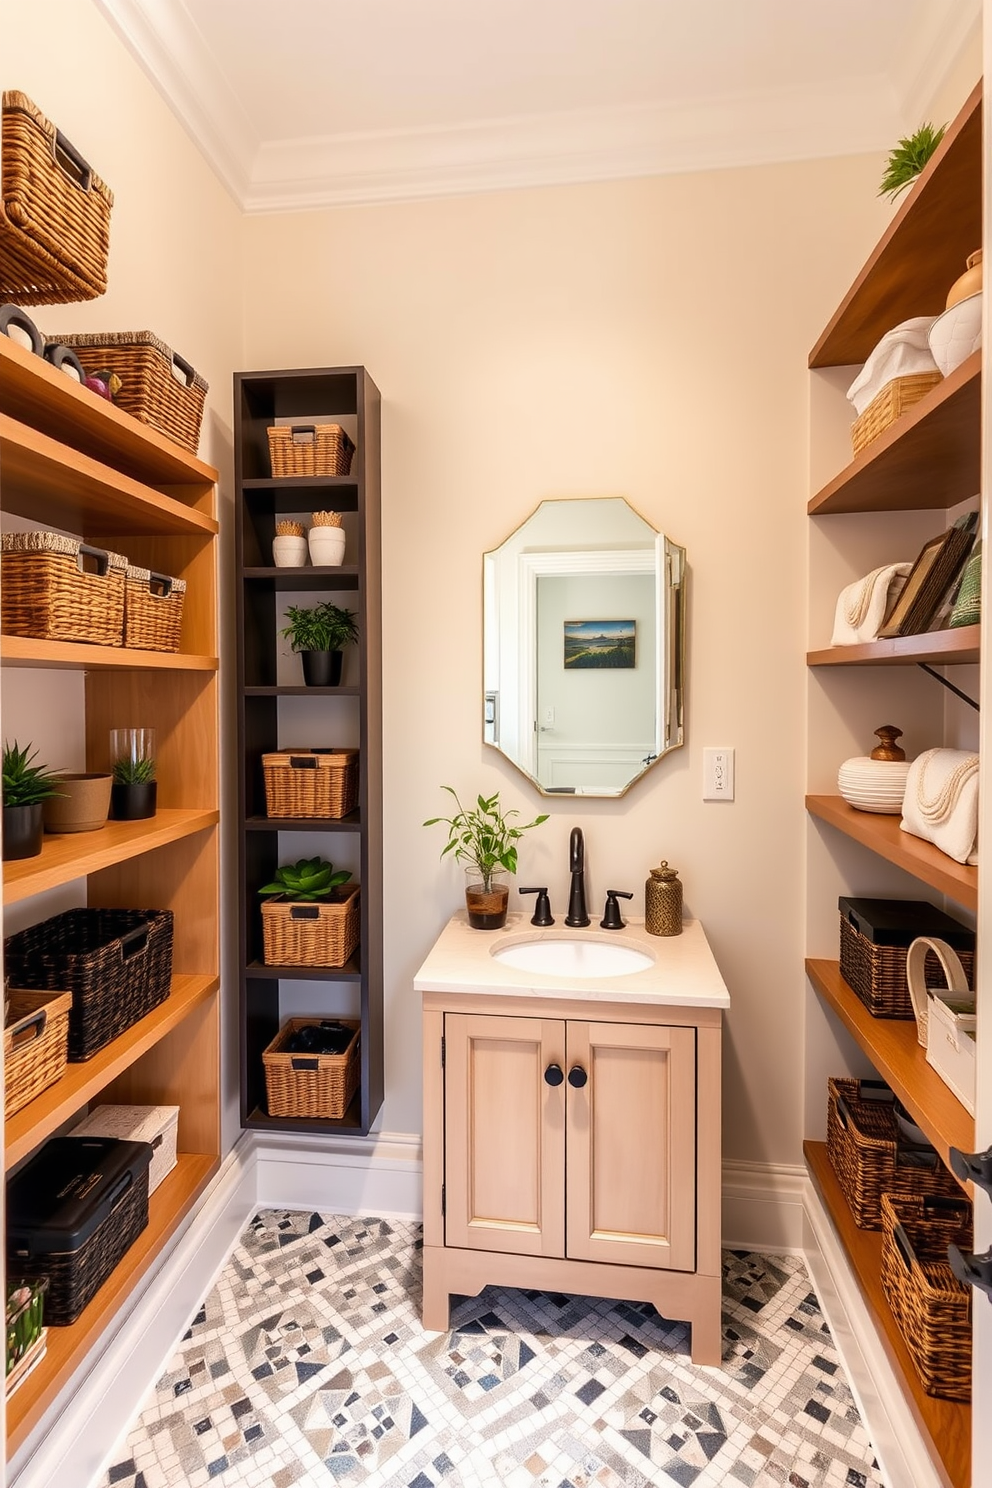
[110,781,157,821]
[3,803,44,860]
[301,650,343,687]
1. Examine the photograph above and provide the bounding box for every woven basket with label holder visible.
[267,423,355,477]
[3,989,72,1119]
[1,532,128,647]
[261,884,360,968]
[262,749,359,819]
[262,1018,360,1120]
[123,566,186,653]
[880,1192,972,1400]
[52,330,208,454]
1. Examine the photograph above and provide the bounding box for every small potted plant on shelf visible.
[280,601,359,687]
[109,728,157,821]
[878,121,946,200]
[2,740,62,860]
[424,787,548,929]
[258,857,360,967]
[308,511,346,567]
[272,520,308,567]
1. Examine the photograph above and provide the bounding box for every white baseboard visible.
[720,1159,806,1252]
[253,1129,423,1219]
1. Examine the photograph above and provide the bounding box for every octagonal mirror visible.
[483,497,685,797]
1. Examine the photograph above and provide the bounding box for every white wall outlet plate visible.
[703,747,735,801]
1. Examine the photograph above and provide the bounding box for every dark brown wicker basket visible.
[262,1018,360,1120]
[880,1192,972,1400]
[262,749,359,819]
[3,909,174,1061]
[0,90,113,305]
[1,532,128,647]
[52,331,208,453]
[839,912,975,1020]
[267,423,355,477]
[260,886,360,968]
[3,989,72,1119]
[123,566,186,653]
[826,1076,960,1229]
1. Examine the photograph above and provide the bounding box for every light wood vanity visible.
[416,913,730,1364]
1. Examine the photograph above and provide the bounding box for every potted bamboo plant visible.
[2,740,62,860]
[424,787,548,929]
[280,602,359,686]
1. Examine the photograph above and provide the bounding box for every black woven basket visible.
[3,909,174,1060]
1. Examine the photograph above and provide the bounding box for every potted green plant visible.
[109,728,157,821]
[879,121,946,200]
[424,787,548,929]
[280,602,359,686]
[2,740,62,860]
[258,857,360,967]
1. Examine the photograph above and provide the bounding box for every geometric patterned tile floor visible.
[100,1212,883,1488]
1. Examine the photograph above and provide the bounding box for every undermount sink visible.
[491,937,654,978]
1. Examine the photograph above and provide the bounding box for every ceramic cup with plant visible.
[109,728,157,821]
[280,601,359,687]
[2,740,63,860]
[424,786,549,929]
[272,520,308,567]
[308,511,346,567]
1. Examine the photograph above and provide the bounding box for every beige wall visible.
[244,159,895,1161]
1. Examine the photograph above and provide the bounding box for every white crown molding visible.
[890,0,982,125]
[90,0,257,205]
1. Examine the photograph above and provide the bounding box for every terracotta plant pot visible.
[43,773,112,833]
[2,803,44,860]
[464,868,509,930]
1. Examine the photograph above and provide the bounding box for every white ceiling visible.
[93,0,980,211]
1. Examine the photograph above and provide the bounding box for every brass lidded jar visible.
[645,861,682,936]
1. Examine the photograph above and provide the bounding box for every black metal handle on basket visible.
[171,351,195,387]
[290,425,316,443]
[9,1010,46,1048]
[53,128,93,192]
[290,905,320,920]
[107,1172,133,1212]
[893,1222,918,1273]
[948,1243,992,1301]
[119,924,150,959]
[291,1057,320,1071]
[290,756,318,770]
[147,572,174,599]
[834,1093,851,1131]
[76,543,109,577]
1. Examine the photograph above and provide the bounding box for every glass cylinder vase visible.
[464,867,509,930]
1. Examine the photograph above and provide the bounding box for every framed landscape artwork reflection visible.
[563,620,636,669]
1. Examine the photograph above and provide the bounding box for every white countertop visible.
[413,912,731,1007]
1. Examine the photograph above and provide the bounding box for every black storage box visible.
[838,897,975,1019]
[2,908,174,1060]
[7,1137,153,1325]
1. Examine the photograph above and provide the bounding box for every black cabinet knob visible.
[544,1063,564,1086]
[568,1065,588,1089]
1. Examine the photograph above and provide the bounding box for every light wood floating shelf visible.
[805,1141,970,1488]
[807,351,981,515]
[807,626,980,667]
[805,960,974,1178]
[809,80,982,369]
[0,635,219,672]
[0,413,218,539]
[4,975,219,1170]
[806,796,977,910]
[5,1153,218,1454]
[2,809,219,905]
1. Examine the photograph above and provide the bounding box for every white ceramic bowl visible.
[837,756,911,814]
[928,293,982,377]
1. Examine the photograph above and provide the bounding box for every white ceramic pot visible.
[308,527,346,567]
[272,535,308,567]
[837,756,911,814]
[928,293,982,377]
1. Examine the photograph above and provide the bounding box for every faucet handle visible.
[601,890,633,930]
[519,886,554,926]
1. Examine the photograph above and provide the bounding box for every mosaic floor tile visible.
[99,1220,882,1488]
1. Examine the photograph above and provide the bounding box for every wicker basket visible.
[262,1017,360,1120]
[826,1076,960,1229]
[261,885,360,968]
[839,902,974,1020]
[880,1192,972,1400]
[52,331,208,454]
[3,989,72,1119]
[3,909,174,1062]
[851,373,943,456]
[262,749,359,819]
[123,566,186,653]
[1,532,127,646]
[267,423,355,478]
[0,91,113,305]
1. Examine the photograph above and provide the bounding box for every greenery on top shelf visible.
[2,740,62,807]
[280,602,359,653]
[879,122,946,199]
[424,786,548,892]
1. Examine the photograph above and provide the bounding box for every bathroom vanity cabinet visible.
[804,81,981,1488]
[416,915,728,1365]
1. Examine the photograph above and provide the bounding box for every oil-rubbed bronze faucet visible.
[564,826,590,927]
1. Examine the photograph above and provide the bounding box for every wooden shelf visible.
[245,813,362,832]
[2,809,219,906]
[244,957,362,981]
[243,566,360,591]
[809,81,982,369]
[4,975,219,1169]
[808,352,981,515]
[5,1153,219,1454]
[805,960,974,1177]
[805,1140,970,1488]
[0,336,217,497]
[0,413,218,540]
[807,626,980,667]
[244,1102,364,1134]
[0,635,218,672]
[806,796,977,910]
[241,476,358,492]
[244,685,360,697]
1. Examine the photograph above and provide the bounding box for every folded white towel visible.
[831,563,913,645]
[847,317,939,416]
[901,747,979,865]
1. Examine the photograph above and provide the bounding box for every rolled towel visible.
[901,747,979,865]
[847,317,939,416]
[831,562,913,645]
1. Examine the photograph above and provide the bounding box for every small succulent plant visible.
[879,122,946,199]
[258,857,352,901]
[2,740,63,807]
[112,754,156,786]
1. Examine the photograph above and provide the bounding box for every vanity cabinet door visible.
[565,1021,696,1271]
[443,1013,566,1258]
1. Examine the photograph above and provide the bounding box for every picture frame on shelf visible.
[878,513,979,638]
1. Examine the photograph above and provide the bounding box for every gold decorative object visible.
[310,510,343,528]
[275,520,305,537]
[645,860,682,936]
